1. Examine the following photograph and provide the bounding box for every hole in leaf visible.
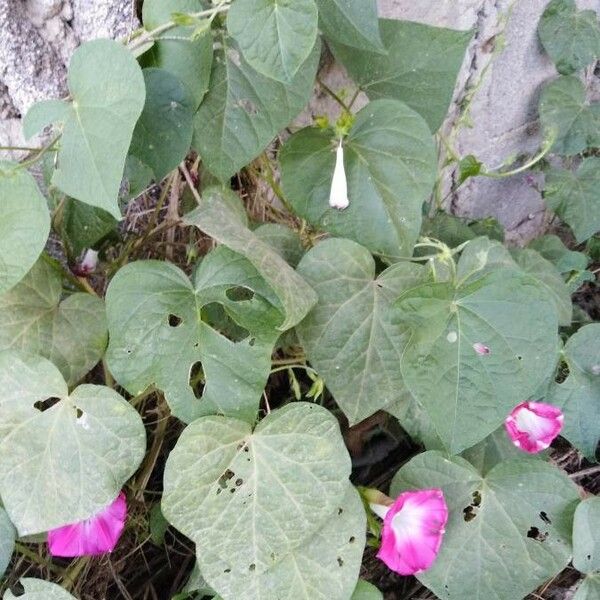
[337,508,343,515]
[202,302,250,342]
[188,361,204,400]
[472,491,482,507]
[337,557,344,567]
[34,397,61,412]
[218,469,235,489]
[224,568,231,574]
[235,478,243,486]
[75,407,83,419]
[168,314,183,327]
[517,355,523,361]
[463,506,477,522]
[226,286,254,302]
[249,563,256,572]
[539,511,551,524]
[349,536,355,544]
[526,526,548,542]
[587,554,592,560]
[249,337,255,347]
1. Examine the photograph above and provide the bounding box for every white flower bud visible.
[329,139,349,210]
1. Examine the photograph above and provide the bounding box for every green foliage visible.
[0,508,15,579]
[315,0,384,52]
[392,452,580,600]
[0,352,146,535]
[227,0,318,82]
[23,40,146,219]
[141,0,213,107]
[60,199,117,256]
[544,158,600,243]
[3,579,76,599]
[539,75,600,155]
[529,234,589,273]
[129,68,195,181]
[574,575,600,600]
[280,99,437,258]
[350,580,383,600]
[538,0,600,75]
[0,165,50,295]
[548,324,600,460]
[573,497,600,573]
[296,238,428,424]
[0,258,108,386]
[330,19,473,131]
[192,34,320,180]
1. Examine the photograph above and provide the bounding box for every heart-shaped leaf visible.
[227,0,318,83]
[315,0,384,53]
[0,508,15,579]
[296,238,428,424]
[280,99,437,258]
[391,452,580,600]
[162,402,352,586]
[394,254,560,453]
[544,158,600,243]
[193,34,319,181]
[23,40,146,219]
[129,68,195,181]
[4,579,76,600]
[201,485,365,600]
[0,165,50,295]
[547,323,600,460]
[0,258,108,386]
[0,352,146,535]
[539,75,600,156]
[573,497,600,573]
[106,246,284,424]
[184,187,317,330]
[141,0,214,108]
[538,0,600,75]
[329,19,472,131]
[529,234,589,273]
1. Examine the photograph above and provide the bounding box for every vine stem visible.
[16,135,60,170]
[317,77,350,112]
[127,4,230,52]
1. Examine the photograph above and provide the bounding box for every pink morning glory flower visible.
[504,401,564,454]
[373,488,448,576]
[48,492,127,557]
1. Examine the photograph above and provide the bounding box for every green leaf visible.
[184,563,216,595]
[421,213,476,249]
[280,99,437,258]
[0,164,50,295]
[184,187,317,330]
[330,19,472,131]
[254,223,305,268]
[0,352,146,535]
[0,508,15,578]
[574,575,600,600]
[315,0,384,53]
[455,237,515,282]
[162,403,352,592]
[23,40,146,219]
[351,580,383,600]
[141,0,214,108]
[573,497,600,573]
[202,485,364,600]
[227,0,318,83]
[393,258,560,453]
[106,249,283,423]
[539,75,600,156]
[510,248,573,326]
[0,258,108,386]
[192,34,320,181]
[461,427,529,475]
[296,238,428,424]
[4,579,76,600]
[544,158,600,243]
[391,452,580,600]
[538,0,600,75]
[60,199,117,256]
[547,323,600,460]
[129,68,195,182]
[529,234,588,273]
[458,154,483,184]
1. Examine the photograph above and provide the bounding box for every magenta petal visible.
[377,489,448,576]
[504,401,564,454]
[48,492,127,557]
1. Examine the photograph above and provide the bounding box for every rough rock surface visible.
[1,0,599,243]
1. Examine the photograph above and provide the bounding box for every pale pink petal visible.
[473,342,491,355]
[504,401,563,453]
[48,492,127,557]
[377,489,448,576]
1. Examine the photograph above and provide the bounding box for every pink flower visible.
[504,401,564,454]
[48,492,127,557]
[473,342,490,355]
[374,489,448,576]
